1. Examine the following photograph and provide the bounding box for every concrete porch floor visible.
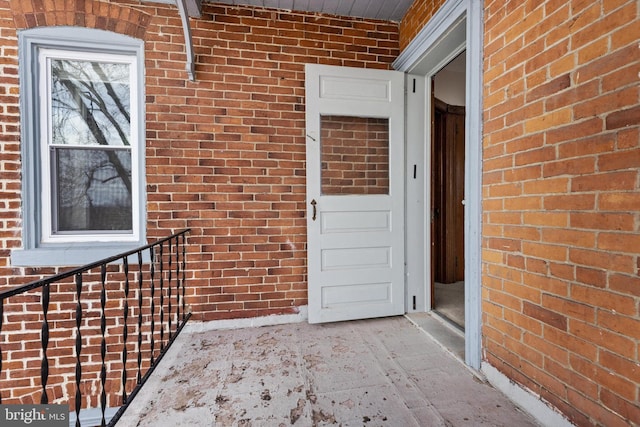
[118,316,541,426]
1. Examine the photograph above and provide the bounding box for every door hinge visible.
[412,295,416,310]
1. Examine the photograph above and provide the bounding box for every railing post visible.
[74,273,83,427]
[40,283,50,404]
[100,265,107,427]
[0,298,3,404]
[168,238,173,340]
[181,233,187,321]
[136,252,143,385]
[159,243,165,351]
[122,257,130,404]
[175,236,181,325]
[149,246,155,366]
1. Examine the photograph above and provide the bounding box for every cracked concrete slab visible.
[119,316,541,426]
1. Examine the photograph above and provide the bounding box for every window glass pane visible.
[321,115,389,195]
[54,148,132,232]
[51,59,131,147]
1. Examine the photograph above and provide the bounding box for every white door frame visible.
[305,64,406,324]
[394,0,484,369]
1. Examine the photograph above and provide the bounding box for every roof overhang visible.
[182,0,202,17]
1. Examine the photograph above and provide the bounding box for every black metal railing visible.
[0,229,191,427]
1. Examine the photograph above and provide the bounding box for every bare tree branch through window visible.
[48,58,133,233]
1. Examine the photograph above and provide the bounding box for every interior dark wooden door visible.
[432,98,465,285]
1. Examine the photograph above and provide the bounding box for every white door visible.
[305,64,405,324]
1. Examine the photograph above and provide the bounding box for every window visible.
[12,28,146,266]
[42,51,137,241]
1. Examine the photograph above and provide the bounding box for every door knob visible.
[311,199,317,221]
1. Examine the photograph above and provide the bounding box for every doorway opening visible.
[397,0,483,369]
[431,52,466,331]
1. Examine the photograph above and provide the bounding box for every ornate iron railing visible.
[0,229,191,427]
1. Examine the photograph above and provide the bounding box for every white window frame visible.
[12,27,146,267]
[39,49,140,244]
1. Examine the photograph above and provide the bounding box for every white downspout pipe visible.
[176,0,196,81]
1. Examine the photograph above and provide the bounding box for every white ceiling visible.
[210,0,414,22]
[144,0,414,21]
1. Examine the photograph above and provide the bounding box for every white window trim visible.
[12,27,146,267]
[39,49,140,244]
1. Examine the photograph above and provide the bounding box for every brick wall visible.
[398,0,447,51]
[0,0,399,407]
[400,0,640,426]
[5,0,637,424]
[0,0,399,315]
[144,3,398,321]
[400,0,640,425]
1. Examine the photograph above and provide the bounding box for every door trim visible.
[394,0,484,370]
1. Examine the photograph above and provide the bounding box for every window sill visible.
[11,244,150,268]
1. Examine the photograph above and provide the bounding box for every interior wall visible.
[434,53,466,106]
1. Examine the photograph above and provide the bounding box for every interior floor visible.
[434,281,465,329]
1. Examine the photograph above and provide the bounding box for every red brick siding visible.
[0,0,399,407]
[141,3,398,322]
[321,116,389,195]
[1,0,399,316]
[401,0,640,425]
[0,2,23,289]
[482,1,640,426]
[398,0,447,51]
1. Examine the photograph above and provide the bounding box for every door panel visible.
[321,210,390,233]
[306,64,405,324]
